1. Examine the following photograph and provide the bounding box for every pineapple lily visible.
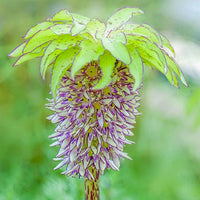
[8,7,188,200]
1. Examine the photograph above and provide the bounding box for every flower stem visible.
[84,166,100,200]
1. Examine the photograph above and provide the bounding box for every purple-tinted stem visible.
[84,167,100,200]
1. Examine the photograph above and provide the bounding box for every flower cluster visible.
[46,61,140,179]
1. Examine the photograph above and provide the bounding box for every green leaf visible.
[23,29,58,53]
[109,31,127,44]
[8,42,26,58]
[101,37,131,64]
[70,13,90,36]
[105,7,144,36]
[127,46,144,90]
[40,35,80,79]
[71,40,104,79]
[51,9,73,22]
[120,23,139,32]
[93,51,116,90]
[165,53,188,86]
[78,32,95,41]
[129,36,168,73]
[135,37,187,87]
[51,46,80,98]
[128,24,175,56]
[14,47,45,66]
[24,22,54,39]
[166,69,179,87]
[133,41,178,87]
[50,24,72,35]
[130,24,162,46]
[41,49,63,79]
[71,13,90,24]
[160,34,175,56]
[71,21,86,36]
[141,51,176,86]
[71,13,90,36]
[122,24,176,61]
[85,19,106,40]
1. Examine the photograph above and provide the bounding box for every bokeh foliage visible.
[1,0,200,199]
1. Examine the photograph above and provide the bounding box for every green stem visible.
[84,166,100,200]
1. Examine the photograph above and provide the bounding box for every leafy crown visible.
[8,7,188,98]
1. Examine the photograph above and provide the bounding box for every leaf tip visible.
[7,52,13,58]
[70,70,75,80]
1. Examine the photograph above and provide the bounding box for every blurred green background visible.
[0,0,200,199]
